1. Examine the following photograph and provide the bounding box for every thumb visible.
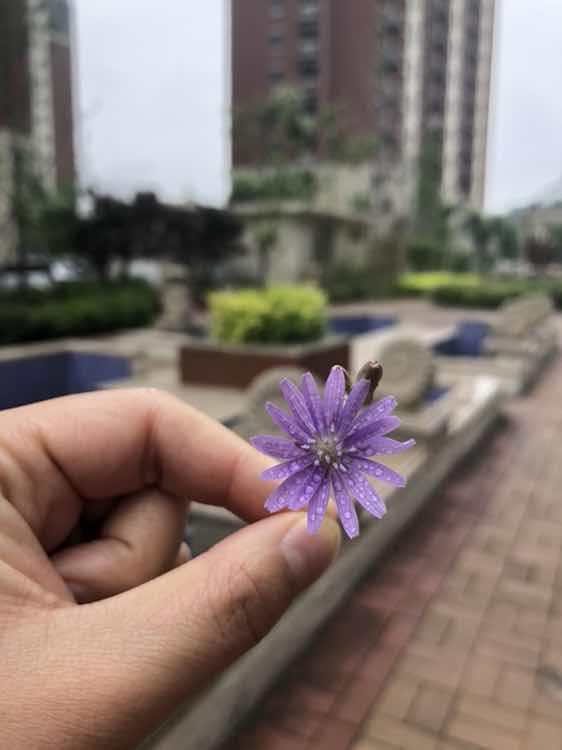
[54,513,341,747]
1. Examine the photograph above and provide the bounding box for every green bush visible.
[0,280,160,345]
[431,282,523,309]
[395,271,562,309]
[431,277,562,310]
[209,285,327,344]
[231,169,317,203]
[397,272,481,297]
[407,240,444,271]
[320,263,374,303]
[321,262,395,303]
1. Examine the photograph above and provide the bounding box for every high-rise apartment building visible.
[0,0,75,261]
[232,0,496,210]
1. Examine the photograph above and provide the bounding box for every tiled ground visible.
[223,356,562,750]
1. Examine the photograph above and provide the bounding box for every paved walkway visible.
[224,356,562,750]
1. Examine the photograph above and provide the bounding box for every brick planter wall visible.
[179,338,350,389]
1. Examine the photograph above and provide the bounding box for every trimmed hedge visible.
[396,272,562,310]
[396,272,482,297]
[431,278,562,310]
[209,285,327,344]
[0,280,160,345]
[431,282,524,309]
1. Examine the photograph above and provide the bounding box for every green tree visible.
[462,214,520,271]
[233,86,315,166]
[489,217,520,261]
[233,86,376,168]
[525,235,554,272]
[549,224,562,263]
[463,211,496,272]
[411,136,453,269]
[5,145,80,287]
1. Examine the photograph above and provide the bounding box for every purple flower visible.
[251,366,415,539]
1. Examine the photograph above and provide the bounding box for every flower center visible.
[312,437,342,468]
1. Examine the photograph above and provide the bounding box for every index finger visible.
[0,389,274,539]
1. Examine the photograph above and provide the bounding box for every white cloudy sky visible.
[74,1,562,214]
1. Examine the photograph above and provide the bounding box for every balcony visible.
[299,38,319,57]
[298,57,319,77]
[300,0,319,19]
[299,18,319,39]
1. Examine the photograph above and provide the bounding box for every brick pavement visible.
[223,356,562,750]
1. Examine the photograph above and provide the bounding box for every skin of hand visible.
[0,389,341,750]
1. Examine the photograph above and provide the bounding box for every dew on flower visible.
[251,365,415,539]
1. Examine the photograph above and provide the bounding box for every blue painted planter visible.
[328,315,397,336]
[433,321,490,358]
[0,352,131,410]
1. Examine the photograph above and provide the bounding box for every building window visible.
[459,171,472,196]
[299,18,319,38]
[298,57,318,77]
[47,0,70,36]
[303,88,318,114]
[271,0,285,20]
[269,68,285,85]
[269,30,284,48]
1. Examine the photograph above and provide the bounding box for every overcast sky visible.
[74,1,562,215]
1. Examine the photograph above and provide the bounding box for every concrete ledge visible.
[141,375,504,750]
[437,348,558,397]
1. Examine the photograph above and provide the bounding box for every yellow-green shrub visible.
[209,285,327,344]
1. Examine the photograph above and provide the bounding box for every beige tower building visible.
[0,0,75,263]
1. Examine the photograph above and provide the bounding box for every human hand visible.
[0,389,341,749]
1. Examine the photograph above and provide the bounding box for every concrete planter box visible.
[179,337,350,389]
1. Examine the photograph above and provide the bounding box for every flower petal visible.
[338,378,370,438]
[264,467,311,513]
[343,416,401,450]
[307,477,330,534]
[266,402,311,444]
[348,457,407,488]
[261,455,315,481]
[341,470,386,520]
[301,373,326,434]
[349,396,397,435]
[324,366,346,432]
[279,378,316,436]
[331,470,360,539]
[357,437,416,457]
[251,435,308,460]
[289,465,328,511]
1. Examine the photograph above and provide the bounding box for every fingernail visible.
[66,581,92,604]
[280,517,341,591]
